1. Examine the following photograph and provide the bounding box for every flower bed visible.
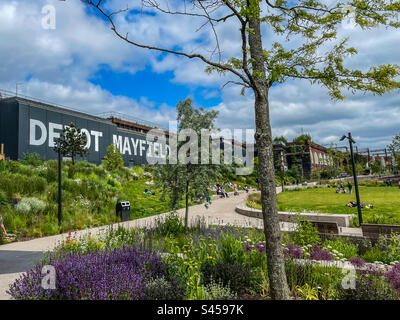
[9,215,400,300]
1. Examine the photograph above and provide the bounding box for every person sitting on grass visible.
[144,188,155,195]
[0,214,7,237]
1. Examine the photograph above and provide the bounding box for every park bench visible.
[361,223,400,240]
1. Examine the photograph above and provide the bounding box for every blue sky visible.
[0,0,399,149]
[88,66,222,109]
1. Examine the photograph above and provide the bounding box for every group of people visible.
[333,182,353,194]
[210,182,248,198]
[385,180,400,189]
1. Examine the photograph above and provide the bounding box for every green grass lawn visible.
[248,186,400,225]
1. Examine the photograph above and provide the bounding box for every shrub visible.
[201,262,252,295]
[285,260,314,290]
[219,233,246,265]
[103,144,124,171]
[337,274,397,300]
[323,238,358,259]
[201,279,237,300]
[8,246,165,300]
[0,190,8,208]
[362,247,386,263]
[142,277,186,300]
[154,213,186,237]
[21,153,43,167]
[15,197,46,215]
[292,218,321,247]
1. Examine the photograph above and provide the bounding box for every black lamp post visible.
[340,132,363,225]
[57,141,62,226]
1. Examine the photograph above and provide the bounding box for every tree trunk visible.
[185,179,189,227]
[248,16,290,300]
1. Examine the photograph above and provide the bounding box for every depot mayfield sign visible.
[28,118,169,164]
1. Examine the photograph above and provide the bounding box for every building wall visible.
[0,99,19,160]
[0,98,169,166]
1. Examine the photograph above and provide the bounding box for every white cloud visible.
[0,0,399,151]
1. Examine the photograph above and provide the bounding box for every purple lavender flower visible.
[309,245,334,261]
[284,244,304,259]
[8,246,164,300]
[254,242,266,254]
[349,257,366,268]
[384,263,400,293]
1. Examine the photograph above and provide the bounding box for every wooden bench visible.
[361,223,400,240]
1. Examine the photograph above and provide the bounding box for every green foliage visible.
[219,232,246,265]
[153,98,221,226]
[323,238,359,259]
[293,133,312,145]
[154,213,186,238]
[292,218,321,247]
[143,277,186,300]
[337,274,397,300]
[0,190,8,208]
[201,262,252,295]
[103,144,124,171]
[15,197,46,215]
[53,122,89,164]
[201,279,237,300]
[21,153,44,167]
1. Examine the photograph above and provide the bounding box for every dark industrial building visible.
[0,96,169,166]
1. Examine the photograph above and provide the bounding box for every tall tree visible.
[83,0,400,299]
[53,122,88,165]
[153,98,220,227]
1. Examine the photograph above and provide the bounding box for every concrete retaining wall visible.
[235,203,354,227]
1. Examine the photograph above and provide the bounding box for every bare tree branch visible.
[81,0,251,86]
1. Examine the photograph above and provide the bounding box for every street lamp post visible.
[57,141,62,226]
[340,132,363,225]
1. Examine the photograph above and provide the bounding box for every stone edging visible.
[235,202,354,227]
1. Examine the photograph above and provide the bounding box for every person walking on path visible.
[0,214,7,237]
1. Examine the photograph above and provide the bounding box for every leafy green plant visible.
[337,274,397,300]
[103,144,124,171]
[0,190,8,208]
[143,277,186,300]
[219,232,245,265]
[21,152,43,167]
[15,197,46,215]
[292,217,321,247]
[154,212,186,238]
[201,261,252,295]
[201,279,237,300]
[323,238,358,259]
[295,283,319,300]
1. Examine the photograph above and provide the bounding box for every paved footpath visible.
[1,188,279,300]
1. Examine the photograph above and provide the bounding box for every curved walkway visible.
[0,188,272,299]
